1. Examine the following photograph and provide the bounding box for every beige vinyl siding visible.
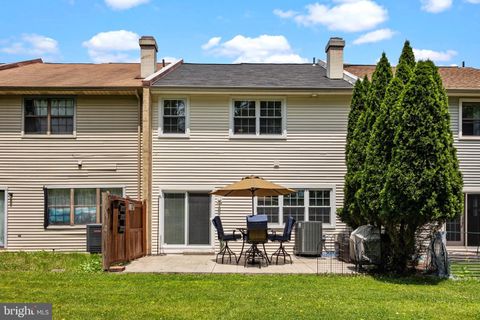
[450,97,480,190]
[152,94,352,254]
[0,95,140,251]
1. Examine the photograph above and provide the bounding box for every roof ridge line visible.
[0,58,43,71]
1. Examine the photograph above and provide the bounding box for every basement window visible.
[24,98,75,135]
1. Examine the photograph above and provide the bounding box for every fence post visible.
[102,192,111,271]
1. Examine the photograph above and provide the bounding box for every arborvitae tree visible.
[354,53,392,224]
[340,76,370,228]
[361,77,404,227]
[395,41,416,85]
[360,41,416,229]
[382,61,463,272]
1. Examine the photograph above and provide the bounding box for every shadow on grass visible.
[371,273,448,286]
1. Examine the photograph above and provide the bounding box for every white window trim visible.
[159,190,214,252]
[158,97,190,138]
[445,189,480,249]
[0,186,8,248]
[255,184,336,229]
[21,97,77,139]
[229,97,287,139]
[45,185,126,229]
[459,98,480,140]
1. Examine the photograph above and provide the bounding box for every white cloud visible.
[273,9,297,18]
[201,37,222,50]
[421,0,452,13]
[0,34,59,56]
[413,48,458,62]
[104,0,149,10]
[202,34,308,63]
[277,1,388,32]
[353,28,396,45]
[82,30,139,63]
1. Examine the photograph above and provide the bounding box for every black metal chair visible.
[268,217,296,264]
[244,215,269,267]
[212,216,241,264]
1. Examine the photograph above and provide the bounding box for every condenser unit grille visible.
[86,223,102,254]
[294,221,322,256]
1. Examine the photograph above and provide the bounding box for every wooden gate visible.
[102,193,146,271]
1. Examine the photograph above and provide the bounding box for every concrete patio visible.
[124,254,357,274]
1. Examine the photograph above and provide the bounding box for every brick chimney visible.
[325,37,345,80]
[139,36,158,78]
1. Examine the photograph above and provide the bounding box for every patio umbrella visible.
[210,175,296,215]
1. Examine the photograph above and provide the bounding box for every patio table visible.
[237,227,271,265]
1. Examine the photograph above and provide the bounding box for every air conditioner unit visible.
[86,223,102,254]
[294,221,322,256]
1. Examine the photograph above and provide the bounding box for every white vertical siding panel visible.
[0,95,140,251]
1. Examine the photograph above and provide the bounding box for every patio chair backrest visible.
[283,216,296,241]
[246,214,268,230]
[212,216,225,240]
[246,215,268,243]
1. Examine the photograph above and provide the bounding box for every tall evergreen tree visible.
[383,61,463,271]
[354,53,392,224]
[360,77,404,226]
[360,41,416,228]
[341,76,370,228]
[395,41,416,85]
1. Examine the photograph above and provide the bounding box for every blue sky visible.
[0,0,479,67]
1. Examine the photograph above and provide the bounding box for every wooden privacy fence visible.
[102,193,146,271]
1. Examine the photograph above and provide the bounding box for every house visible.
[0,36,479,254]
[0,37,169,251]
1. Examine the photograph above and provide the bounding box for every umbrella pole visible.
[251,189,255,215]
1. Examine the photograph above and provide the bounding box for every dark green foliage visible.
[341,77,370,227]
[382,61,463,271]
[396,41,416,85]
[360,77,404,226]
[353,54,392,224]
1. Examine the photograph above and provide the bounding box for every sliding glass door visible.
[163,192,211,246]
[446,193,480,247]
[0,190,5,247]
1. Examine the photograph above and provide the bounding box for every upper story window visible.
[256,188,335,227]
[24,98,75,135]
[161,99,188,135]
[231,99,286,137]
[462,101,480,136]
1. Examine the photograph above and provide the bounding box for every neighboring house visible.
[0,37,168,251]
[0,36,479,253]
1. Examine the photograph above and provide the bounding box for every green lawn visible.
[0,252,479,320]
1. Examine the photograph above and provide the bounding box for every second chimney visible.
[139,36,158,78]
[325,37,345,80]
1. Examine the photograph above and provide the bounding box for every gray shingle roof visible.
[152,63,353,89]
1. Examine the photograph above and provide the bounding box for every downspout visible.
[135,89,142,201]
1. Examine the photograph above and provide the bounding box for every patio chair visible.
[268,216,296,264]
[244,215,269,267]
[212,216,241,264]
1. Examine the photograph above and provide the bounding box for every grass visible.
[1,252,479,319]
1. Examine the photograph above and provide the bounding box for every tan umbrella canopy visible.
[211,175,296,215]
